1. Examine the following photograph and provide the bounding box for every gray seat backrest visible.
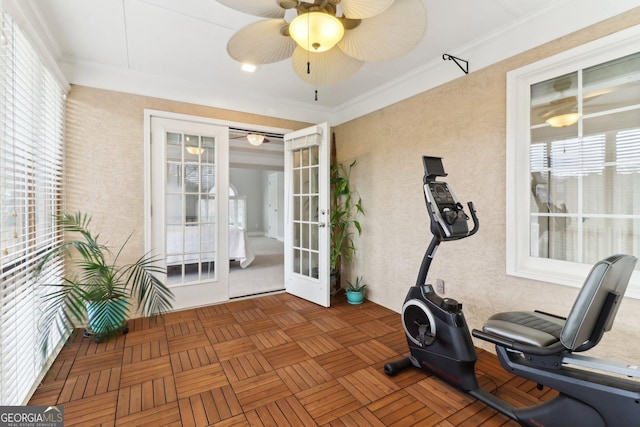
[560,254,637,351]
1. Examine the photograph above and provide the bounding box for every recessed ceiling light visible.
[241,63,256,73]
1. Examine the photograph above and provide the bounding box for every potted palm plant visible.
[36,212,173,350]
[330,159,364,294]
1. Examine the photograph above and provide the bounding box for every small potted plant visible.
[36,212,174,351]
[345,276,367,305]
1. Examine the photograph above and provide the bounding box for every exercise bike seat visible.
[473,254,638,356]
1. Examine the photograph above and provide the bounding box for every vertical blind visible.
[0,3,66,405]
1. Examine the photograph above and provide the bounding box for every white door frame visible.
[284,122,331,307]
[144,110,292,308]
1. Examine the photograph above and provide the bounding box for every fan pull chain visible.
[315,90,318,101]
[307,61,310,74]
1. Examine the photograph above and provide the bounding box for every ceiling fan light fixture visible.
[186,146,205,155]
[247,134,265,146]
[546,113,580,128]
[289,12,344,52]
[241,63,257,72]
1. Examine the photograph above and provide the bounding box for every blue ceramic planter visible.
[85,298,128,336]
[346,290,364,305]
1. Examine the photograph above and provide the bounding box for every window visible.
[0,6,66,404]
[228,184,247,229]
[507,25,640,297]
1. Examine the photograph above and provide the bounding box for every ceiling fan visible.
[535,77,614,127]
[229,128,286,146]
[216,0,427,85]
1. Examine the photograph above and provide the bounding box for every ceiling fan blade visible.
[228,20,297,64]
[338,0,427,62]
[216,0,285,18]
[339,0,395,19]
[292,46,363,85]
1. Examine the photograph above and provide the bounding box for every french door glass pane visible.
[165,132,217,285]
[291,146,320,279]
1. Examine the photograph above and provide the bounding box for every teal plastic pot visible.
[85,298,128,336]
[346,290,364,305]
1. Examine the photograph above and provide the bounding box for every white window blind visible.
[0,4,65,405]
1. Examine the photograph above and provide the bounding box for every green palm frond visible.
[37,212,173,355]
[330,160,365,272]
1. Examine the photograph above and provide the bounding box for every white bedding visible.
[228,226,255,268]
[166,225,254,268]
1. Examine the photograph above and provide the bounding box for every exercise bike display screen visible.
[429,182,456,206]
[424,181,470,239]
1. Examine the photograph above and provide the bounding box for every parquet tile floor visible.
[29,293,556,426]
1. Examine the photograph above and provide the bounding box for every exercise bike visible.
[384,156,640,427]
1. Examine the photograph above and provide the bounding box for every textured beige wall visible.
[334,10,640,361]
[64,85,309,268]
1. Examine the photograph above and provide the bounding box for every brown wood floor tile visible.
[120,356,172,388]
[170,345,218,373]
[221,352,274,382]
[270,310,308,328]
[321,407,387,427]
[231,370,292,412]
[62,390,118,426]
[68,351,124,378]
[174,362,229,399]
[115,401,181,427]
[338,366,400,405]
[261,342,309,369]
[212,336,258,361]
[276,359,333,393]
[122,338,169,365]
[245,395,316,427]
[315,347,370,378]
[348,339,398,365]
[367,389,439,426]
[29,293,556,426]
[296,379,363,425]
[177,386,243,426]
[250,328,293,350]
[298,333,343,357]
[231,307,268,323]
[205,323,246,344]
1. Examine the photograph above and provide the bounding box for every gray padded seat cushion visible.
[482,311,565,348]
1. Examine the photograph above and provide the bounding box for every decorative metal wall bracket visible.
[442,54,469,75]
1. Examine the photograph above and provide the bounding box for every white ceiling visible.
[15,0,640,124]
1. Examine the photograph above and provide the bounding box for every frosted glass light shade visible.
[186,146,204,155]
[247,134,265,146]
[546,113,579,127]
[289,12,344,52]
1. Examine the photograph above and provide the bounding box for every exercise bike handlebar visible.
[467,201,479,237]
[425,199,479,242]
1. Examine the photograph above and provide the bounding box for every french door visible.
[284,123,331,307]
[149,116,229,310]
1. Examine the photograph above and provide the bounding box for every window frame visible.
[506,24,640,298]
